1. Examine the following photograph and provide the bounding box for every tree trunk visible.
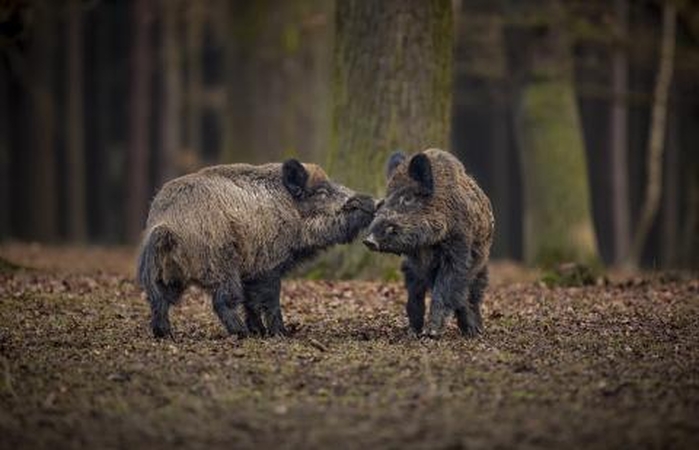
[661,105,678,267]
[184,1,203,166]
[0,63,9,239]
[160,0,182,183]
[626,3,676,267]
[67,0,87,242]
[29,2,58,242]
[126,0,153,242]
[609,0,630,265]
[330,0,454,196]
[320,0,453,278]
[509,2,600,267]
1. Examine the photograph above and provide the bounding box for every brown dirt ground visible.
[0,243,698,449]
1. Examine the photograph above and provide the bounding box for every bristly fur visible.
[364,148,494,338]
[137,160,375,339]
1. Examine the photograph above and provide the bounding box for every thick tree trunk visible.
[67,0,87,241]
[321,0,453,277]
[609,0,630,265]
[330,0,454,195]
[510,2,600,267]
[126,0,153,242]
[626,3,676,267]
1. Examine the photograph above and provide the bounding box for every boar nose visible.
[363,233,379,251]
[344,194,376,214]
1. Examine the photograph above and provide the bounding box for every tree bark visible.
[184,1,203,165]
[321,0,453,277]
[509,1,600,267]
[160,0,182,184]
[67,0,87,241]
[661,105,678,267]
[626,3,676,267]
[330,0,454,195]
[609,0,630,265]
[29,1,58,242]
[0,63,9,239]
[126,0,153,242]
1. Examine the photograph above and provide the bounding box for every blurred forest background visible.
[1,0,698,271]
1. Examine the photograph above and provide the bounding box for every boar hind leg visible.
[426,271,465,339]
[247,277,285,337]
[148,281,182,339]
[401,261,427,334]
[243,302,266,337]
[455,267,487,338]
[212,277,248,337]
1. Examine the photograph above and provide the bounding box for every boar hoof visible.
[406,327,421,339]
[268,326,289,338]
[459,324,482,339]
[152,324,172,340]
[421,327,442,340]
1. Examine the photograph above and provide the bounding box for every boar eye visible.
[385,225,396,235]
[400,195,415,206]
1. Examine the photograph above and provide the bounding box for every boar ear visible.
[282,159,309,198]
[386,151,406,179]
[408,153,434,195]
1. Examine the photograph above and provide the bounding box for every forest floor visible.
[0,243,698,449]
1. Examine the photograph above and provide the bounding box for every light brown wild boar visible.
[363,148,494,338]
[137,160,374,338]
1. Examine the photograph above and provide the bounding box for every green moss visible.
[518,80,600,268]
[282,24,300,54]
[540,262,602,287]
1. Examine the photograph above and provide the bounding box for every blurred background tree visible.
[1,0,698,274]
[505,0,600,268]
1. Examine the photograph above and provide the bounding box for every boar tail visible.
[137,224,179,296]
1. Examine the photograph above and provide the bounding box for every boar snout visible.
[362,233,379,251]
[342,194,376,215]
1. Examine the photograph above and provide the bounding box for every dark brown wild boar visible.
[363,148,494,338]
[137,160,374,339]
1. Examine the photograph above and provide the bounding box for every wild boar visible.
[137,159,374,338]
[363,149,494,338]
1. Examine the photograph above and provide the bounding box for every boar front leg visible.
[401,259,427,335]
[245,276,286,337]
[425,252,470,338]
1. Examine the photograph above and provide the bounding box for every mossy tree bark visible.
[508,2,600,268]
[329,0,454,195]
[318,0,454,278]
